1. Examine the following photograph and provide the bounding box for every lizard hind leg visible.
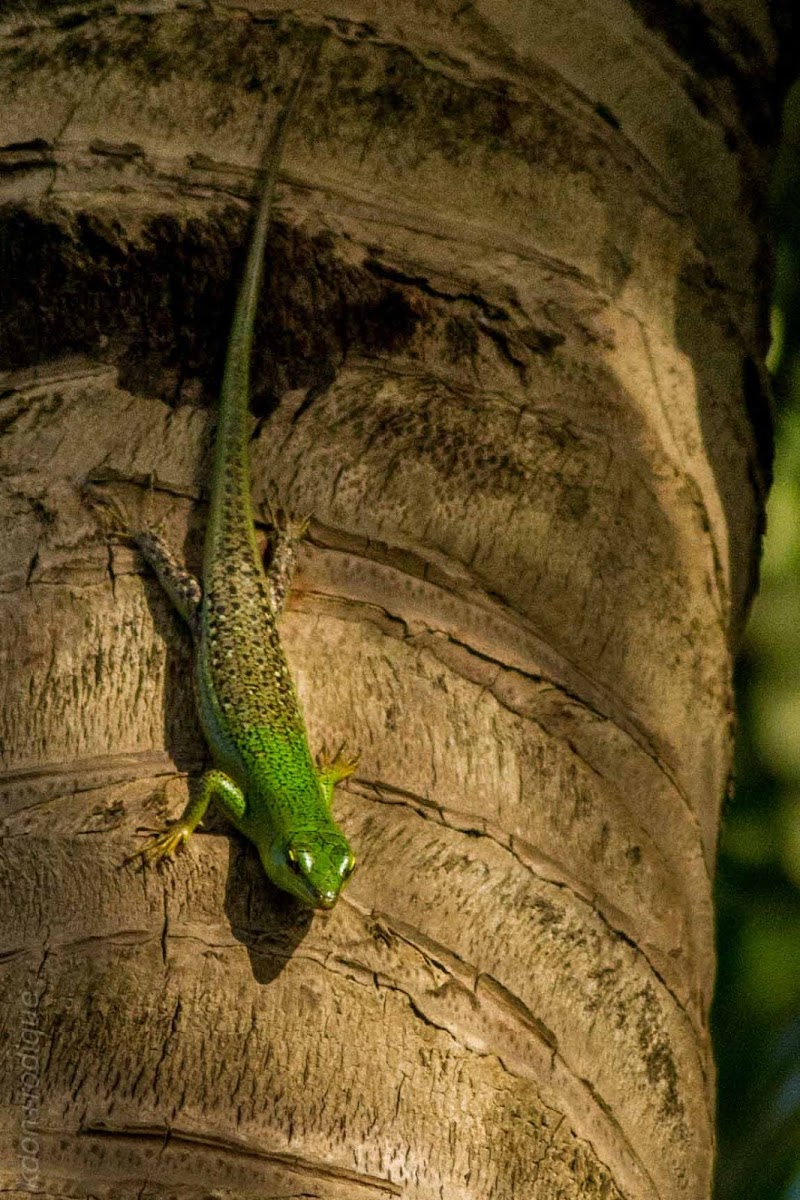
[136,526,203,632]
[83,482,202,631]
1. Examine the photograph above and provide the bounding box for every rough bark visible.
[0,3,782,1198]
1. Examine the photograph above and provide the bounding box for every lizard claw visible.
[263,490,280,531]
[317,741,360,783]
[124,825,190,868]
[84,480,170,548]
[81,483,135,542]
[286,511,311,541]
[263,492,311,542]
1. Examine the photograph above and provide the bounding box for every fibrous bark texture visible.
[0,3,781,1199]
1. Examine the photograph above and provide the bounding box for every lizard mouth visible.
[315,889,338,910]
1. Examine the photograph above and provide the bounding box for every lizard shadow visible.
[221,833,315,985]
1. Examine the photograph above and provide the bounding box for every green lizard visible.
[94,35,358,910]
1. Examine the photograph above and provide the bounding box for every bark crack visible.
[299,529,705,813]
[295,913,663,1200]
[347,776,703,1040]
[77,1122,404,1195]
[300,576,708,868]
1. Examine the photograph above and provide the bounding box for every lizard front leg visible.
[128,769,246,864]
[316,743,360,808]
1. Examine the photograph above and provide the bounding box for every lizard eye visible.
[342,855,356,879]
[287,848,302,875]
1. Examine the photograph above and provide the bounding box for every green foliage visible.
[713,77,800,1200]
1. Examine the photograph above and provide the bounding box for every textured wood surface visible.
[0,4,778,1197]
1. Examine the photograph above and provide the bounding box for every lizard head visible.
[265,829,356,910]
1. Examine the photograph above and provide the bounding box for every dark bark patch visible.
[636,982,684,1121]
[628,0,777,144]
[0,204,426,404]
[0,199,556,411]
[444,315,480,364]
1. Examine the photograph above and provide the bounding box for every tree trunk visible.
[0,4,786,1198]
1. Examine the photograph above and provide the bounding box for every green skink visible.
[106,36,357,909]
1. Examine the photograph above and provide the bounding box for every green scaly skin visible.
[121,37,357,910]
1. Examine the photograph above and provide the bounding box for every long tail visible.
[205,29,326,576]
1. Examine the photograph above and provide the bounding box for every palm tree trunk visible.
[0,5,789,1198]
